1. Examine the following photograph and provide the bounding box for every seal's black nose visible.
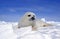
[31,17,35,20]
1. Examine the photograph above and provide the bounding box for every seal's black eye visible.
[28,15,31,17]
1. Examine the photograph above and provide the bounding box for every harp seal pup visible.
[18,12,53,30]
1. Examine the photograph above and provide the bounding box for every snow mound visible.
[0,21,60,39]
[13,25,60,39]
[0,23,17,39]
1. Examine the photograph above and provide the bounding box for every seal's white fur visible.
[18,12,53,30]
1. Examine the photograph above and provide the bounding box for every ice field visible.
[0,20,60,39]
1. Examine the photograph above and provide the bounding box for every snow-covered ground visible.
[0,20,60,39]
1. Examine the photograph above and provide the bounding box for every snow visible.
[40,18,46,22]
[0,22,17,39]
[0,21,60,39]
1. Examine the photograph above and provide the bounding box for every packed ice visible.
[0,20,60,39]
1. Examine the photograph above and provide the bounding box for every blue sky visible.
[0,0,60,22]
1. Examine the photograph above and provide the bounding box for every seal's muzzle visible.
[31,17,35,20]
